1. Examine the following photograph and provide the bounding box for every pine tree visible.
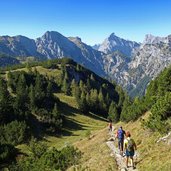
[90,74,95,81]
[7,71,13,89]
[52,103,60,118]
[29,84,36,111]
[98,88,104,104]
[76,64,80,71]
[61,71,70,95]
[0,78,12,123]
[116,85,125,108]
[14,74,28,112]
[47,81,53,98]
[86,93,90,106]
[86,78,91,92]
[89,89,98,112]
[62,78,70,95]
[105,93,110,107]
[90,89,98,104]
[79,80,84,92]
[78,91,88,113]
[108,101,119,123]
[71,79,77,96]
[98,88,107,114]
[74,84,81,100]
[34,73,45,103]
[120,95,132,121]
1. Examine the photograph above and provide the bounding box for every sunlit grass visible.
[45,93,107,149]
[68,128,118,171]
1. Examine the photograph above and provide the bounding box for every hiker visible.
[117,126,125,156]
[108,120,112,132]
[124,131,137,169]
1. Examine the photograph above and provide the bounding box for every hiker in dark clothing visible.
[108,120,112,132]
[117,126,125,156]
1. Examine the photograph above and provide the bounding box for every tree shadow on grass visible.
[60,100,108,123]
[86,112,108,122]
[62,117,86,132]
[60,101,80,116]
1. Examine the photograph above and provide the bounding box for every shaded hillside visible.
[0,53,19,67]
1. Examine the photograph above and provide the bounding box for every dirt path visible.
[106,129,139,171]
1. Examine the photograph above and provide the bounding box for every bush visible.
[0,144,17,163]
[0,121,28,146]
[12,142,81,171]
[29,139,47,158]
[144,92,171,133]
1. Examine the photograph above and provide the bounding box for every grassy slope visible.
[45,93,108,149]
[114,112,171,171]
[68,128,118,171]
[17,92,118,170]
[7,66,171,170]
[55,94,118,171]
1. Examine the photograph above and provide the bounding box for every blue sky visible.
[0,0,171,45]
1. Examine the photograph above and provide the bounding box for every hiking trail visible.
[106,127,139,171]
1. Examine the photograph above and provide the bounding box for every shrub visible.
[0,121,28,146]
[144,92,171,133]
[0,144,17,163]
[12,142,81,171]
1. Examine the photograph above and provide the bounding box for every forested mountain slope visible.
[0,58,125,170]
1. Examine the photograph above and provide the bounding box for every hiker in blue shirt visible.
[117,126,125,156]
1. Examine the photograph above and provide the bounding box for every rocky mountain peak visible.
[97,33,140,57]
[108,32,116,39]
[40,31,65,42]
[143,34,169,45]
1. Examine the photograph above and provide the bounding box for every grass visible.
[35,66,62,78]
[44,93,107,149]
[16,92,107,151]
[67,128,118,171]
[1,65,61,80]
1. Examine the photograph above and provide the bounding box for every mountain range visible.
[0,31,171,97]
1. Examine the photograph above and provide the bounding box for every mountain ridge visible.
[0,31,106,77]
[96,32,140,57]
[0,31,171,97]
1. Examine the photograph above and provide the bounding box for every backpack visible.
[127,139,134,152]
[118,129,124,139]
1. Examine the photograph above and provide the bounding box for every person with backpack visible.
[108,120,112,132]
[117,126,125,156]
[124,131,137,169]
